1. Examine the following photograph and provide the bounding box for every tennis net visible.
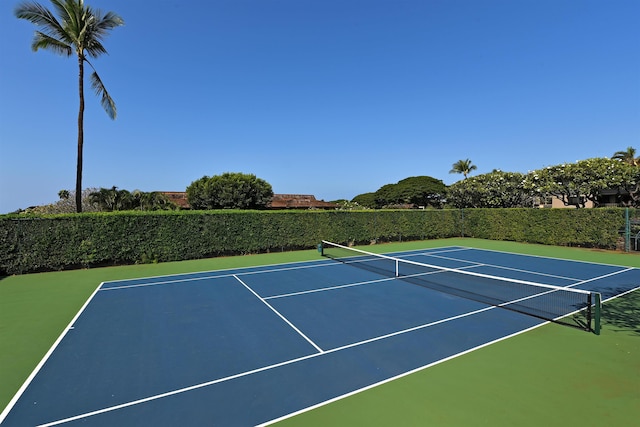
[321,241,601,333]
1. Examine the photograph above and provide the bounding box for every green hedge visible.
[0,208,626,275]
[461,208,623,247]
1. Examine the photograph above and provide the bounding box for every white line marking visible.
[457,245,640,269]
[34,304,501,426]
[264,276,395,300]
[258,286,640,426]
[233,275,324,354]
[0,283,105,425]
[99,257,332,285]
[323,240,592,295]
[418,252,586,282]
[602,285,640,302]
[97,246,468,292]
[257,322,548,427]
[99,245,637,294]
[100,260,340,291]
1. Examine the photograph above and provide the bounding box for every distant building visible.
[158,192,336,210]
[597,188,631,207]
[533,195,594,209]
[269,194,337,209]
[161,191,190,209]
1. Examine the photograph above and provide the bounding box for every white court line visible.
[100,259,344,292]
[99,247,472,293]
[98,246,470,292]
[455,245,640,269]
[342,245,638,287]
[258,286,640,426]
[264,263,484,301]
[569,267,635,287]
[265,276,395,300]
[232,275,324,354]
[98,245,640,292]
[264,260,631,305]
[406,249,639,294]
[415,252,587,283]
[257,321,547,427]
[98,257,335,286]
[0,282,105,426]
[403,247,470,256]
[35,303,500,427]
[603,285,640,302]
[419,256,622,295]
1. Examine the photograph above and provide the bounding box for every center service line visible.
[233,274,324,354]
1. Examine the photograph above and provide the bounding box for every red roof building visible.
[161,191,190,209]
[268,194,337,209]
[159,192,336,210]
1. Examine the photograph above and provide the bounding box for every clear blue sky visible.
[1,0,638,213]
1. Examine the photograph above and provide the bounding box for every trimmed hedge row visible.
[461,208,624,247]
[0,208,626,275]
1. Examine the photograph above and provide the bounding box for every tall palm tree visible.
[15,0,124,212]
[612,147,639,166]
[449,159,477,179]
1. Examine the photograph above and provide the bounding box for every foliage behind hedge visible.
[461,208,624,247]
[0,208,626,275]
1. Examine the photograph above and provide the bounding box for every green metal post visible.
[594,293,602,336]
[625,208,631,252]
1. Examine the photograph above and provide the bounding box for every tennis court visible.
[1,245,638,426]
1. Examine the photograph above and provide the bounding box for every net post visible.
[594,293,602,335]
[625,208,631,252]
[318,242,324,256]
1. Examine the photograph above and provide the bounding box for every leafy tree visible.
[447,170,534,208]
[522,158,632,208]
[89,186,133,211]
[132,190,175,211]
[612,146,639,166]
[449,159,477,179]
[351,192,377,209]
[390,176,446,208]
[87,187,175,211]
[15,0,124,213]
[617,163,640,207]
[185,176,212,210]
[374,183,401,207]
[186,172,274,210]
[356,176,446,209]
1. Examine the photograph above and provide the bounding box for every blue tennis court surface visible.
[2,246,639,426]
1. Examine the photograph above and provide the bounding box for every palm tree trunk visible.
[76,55,85,213]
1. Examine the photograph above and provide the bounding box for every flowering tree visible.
[447,170,533,208]
[523,158,635,207]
